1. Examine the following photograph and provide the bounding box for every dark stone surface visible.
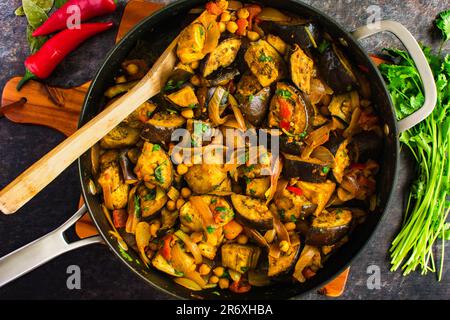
[0,0,449,300]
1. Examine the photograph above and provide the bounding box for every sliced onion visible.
[208,87,233,126]
[190,196,215,228]
[293,245,319,283]
[272,208,290,245]
[310,146,335,168]
[136,222,151,266]
[343,107,362,138]
[309,78,327,105]
[171,242,196,275]
[244,227,269,249]
[265,156,282,204]
[175,230,203,265]
[257,7,291,22]
[269,243,281,259]
[274,179,289,200]
[174,277,202,291]
[185,270,207,288]
[228,94,247,131]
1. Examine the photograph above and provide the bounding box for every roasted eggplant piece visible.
[245,177,270,199]
[323,132,351,183]
[141,113,186,146]
[235,73,262,103]
[184,164,227,194]
[123,101,157,128]
[176,22,206,64]
[166,85,199,108]
[179,200,203,232]
[160,207,179,230]
[98,160,129,210]
[348,131,383,163]
[268,82,313,135]
[328,92,353,123]
[244,39,287,87]
[201,38,242,77]
[260,21,321,54]
[268,233,301,277]
[100,123,141,149]
[297,180,336,216]
[283,154,329,183]
[205,67,240,87]
[275,187,317,222]
[305,209,353,246]
[231,194,273,230]
[137,185,168,219]
[134,142,173,190]
[290,44,314,94]
[266,34,287,55]
[318,43,358,94]
[240,87,271,126]
[221,243,261,273]
[163,65,195,94]
[119,150,138,184]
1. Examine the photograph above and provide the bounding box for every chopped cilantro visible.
[248,94,255,103]
[279,209,286,220]
[154,164,165,184]
[322,166,330,174]
[318,40,330,54]
[259,52,273,62]
[290,215,298,223]
[211,198,217,204]
[240,266,249,272]
[134,194,141,218]
[243,176,251,184]
[152,144,161,152]
[215,206,228,213]
[183,214,193,223]
[276,89,292,99]
[147,110,153,118]
[144,189,156,201]
[206,226,216,234]
[249,189,256,195]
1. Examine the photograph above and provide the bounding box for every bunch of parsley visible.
[379,10,450,280]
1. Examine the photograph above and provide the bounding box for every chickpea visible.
[237,8,249,19]
[226,21,238,34]
[247,30,260,42]
[126,63,139,75]
[220,11,231,22]
[237,234,248,245]
[213,266,225,277]
[284,222,296,231]
[219,278,230,289]
[199,264,211,276]
[218,21,227,33]
[190,231,203,243]
[209,275,219,284]
[176,198,185,210]
[181,187,192,199]
[150,221,161,237]
[177,163,189,175]
[166,200,176,211]
[279,240,290,253]
[190,60,200,70]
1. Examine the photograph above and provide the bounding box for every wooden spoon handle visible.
[0,41,177,215]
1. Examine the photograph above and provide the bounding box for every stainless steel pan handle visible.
[352,20,437,133]
[0,204,103,288]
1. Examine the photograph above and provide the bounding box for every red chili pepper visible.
[245,4,262,30]
[112,209,128,228]
[18,22,113,90]
[279,98,293,120]
[287,185,303,196]
[280,120,290,131]
[229,279,252,293]
[161,234,174,261]
[33,0,117,37]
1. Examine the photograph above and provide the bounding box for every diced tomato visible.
[246,4,262,29]
[279,98,293,120]
[280,120,291,131]
[112,209,128,229]
[236,18,248,36]
[160,234,174,261]
[369,54,391,67]
[229,280,252,293]
[287,185,303,196]
[205,1,223,15]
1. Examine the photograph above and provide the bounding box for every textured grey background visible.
[0,0,449,300]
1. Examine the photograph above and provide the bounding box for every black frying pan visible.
[0,0,436,300]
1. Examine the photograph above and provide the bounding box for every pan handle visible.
[0,204,103,288]
[352,20,437,133]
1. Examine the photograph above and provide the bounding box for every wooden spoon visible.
[0,38,178,214]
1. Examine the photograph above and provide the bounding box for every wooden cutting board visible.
[0,0,348,297]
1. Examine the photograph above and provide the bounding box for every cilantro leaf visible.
[435,9,450,42]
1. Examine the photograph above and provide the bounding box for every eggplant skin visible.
[141,113,186,146]
[221,244,261,273]
[348,132,383,163]
[268,233,301,277]
[323,131,345,156]
[283,155,328,183]
[231,194,273,230]
[306,209,353,246]
[240,87,271,126]
[205,67,240,87]
[318,44,357,94]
